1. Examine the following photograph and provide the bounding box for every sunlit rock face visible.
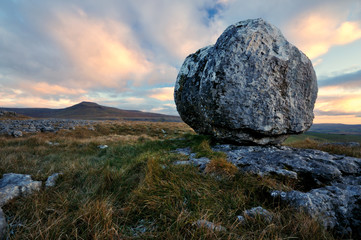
[174,18,317,145]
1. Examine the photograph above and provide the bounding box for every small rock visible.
[12,130,22,138]
[98,145,108,149]
[41,126,55,132]
[0,173,42,207]
[47,141,60,146]
[45,173,62,188]
[0,207,7,239]
[193,220,226,232]
[237,206,273,223]
[161,129,166,134]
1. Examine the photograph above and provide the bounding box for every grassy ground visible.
[285,132,361,158]
[0,121,344,239]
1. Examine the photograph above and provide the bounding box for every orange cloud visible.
[286,14,361,59]
[148,87,174,101]
[314,85,361,123]
[314,115,361,124]
[50,11,152,88]
[26,82,87,95]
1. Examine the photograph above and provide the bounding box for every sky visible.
[0,0,361,124]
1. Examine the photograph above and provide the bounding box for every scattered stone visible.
[130,219,157,237]
[174,18,317,145]
[40,126,55,132]
[45,173,63,188]
[98,145,108,149]
[47,141,60,146]
[173,148,210,171]
[193,220,226,232]
[237,206,273,224]
[0,119,96,135]
[0,207,7,239]
[12,130,22,138]
[0,173,42,207]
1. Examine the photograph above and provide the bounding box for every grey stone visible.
[45,173,62,188]
[173,148,210,171]
[174,18,317,145]
[0,173,42,207]
[0,119,96,136]
[212,144,361,186]
[12,130,22,138]
[237,206,273,223]
[193,220,226,232]
[41,126,55,132]
[0,207,7,239]
[271,185,361,237]
[211,144,361,237]
[98,145,108,149]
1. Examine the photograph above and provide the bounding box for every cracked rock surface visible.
[175,145,361,238]
[174,18,317,145]
[212,144,361,238]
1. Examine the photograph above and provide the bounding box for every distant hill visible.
[0,101,182,122]
[309,124,361,135]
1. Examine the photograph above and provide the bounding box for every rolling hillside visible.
[0,101,181,121]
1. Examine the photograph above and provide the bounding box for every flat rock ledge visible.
[175,145,361,238]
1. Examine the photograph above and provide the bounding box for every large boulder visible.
[174,18,317,145]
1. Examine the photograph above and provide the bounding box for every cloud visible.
[1,0,361,123]
[318,69,361,88]
[24,82,87,96]
[148,87,174,101]
[286,15,361,59]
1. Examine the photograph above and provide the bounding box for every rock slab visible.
[174,18,317,145]
[0,173,42,207]
[212,144,361,238]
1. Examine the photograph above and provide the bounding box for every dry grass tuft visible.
[205,156,238,178]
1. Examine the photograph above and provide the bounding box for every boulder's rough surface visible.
[0,173,42,207]
[174,18,317,145]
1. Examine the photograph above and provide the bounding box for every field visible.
[2,121,360,239]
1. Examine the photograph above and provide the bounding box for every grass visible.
[284,132,361,158]
[0,121,342,239]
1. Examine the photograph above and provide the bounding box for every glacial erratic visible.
[174,18,317,145]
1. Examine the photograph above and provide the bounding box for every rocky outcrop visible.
[174,18,317,145]
[211,144,361,237]
[174,145,361,237]
[0,119,96,136]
